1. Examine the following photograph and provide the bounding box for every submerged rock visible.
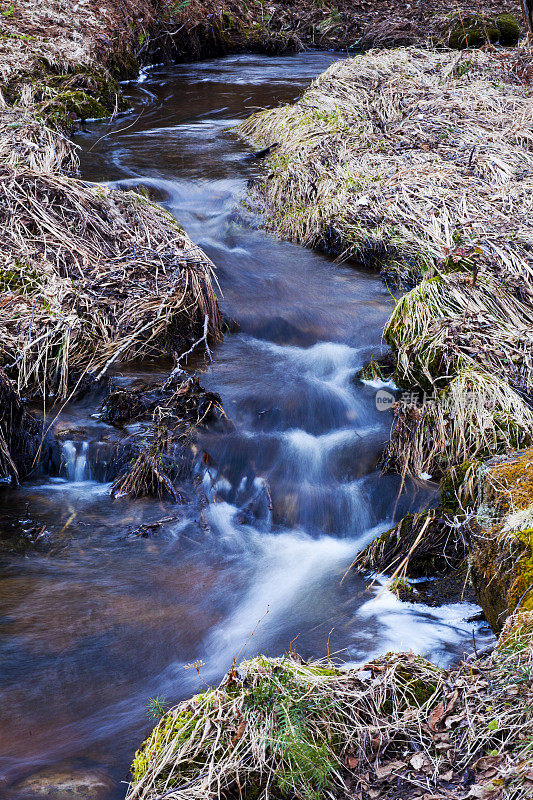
[12,768,114,799]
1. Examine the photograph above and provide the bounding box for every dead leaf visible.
[410,752,430,771]
[346,756,359,769]
[230,718,246,749]
[428,700,446,731]
[375,760,404,779]
[475,756,502,773]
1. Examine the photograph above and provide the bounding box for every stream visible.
[0,53,493,799]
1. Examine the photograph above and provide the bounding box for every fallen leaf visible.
[375,760,404,779]
[410,752,430,771]
[429,700,446,731]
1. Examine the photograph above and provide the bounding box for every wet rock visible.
[12,768,114,800]
[447,13,521,49]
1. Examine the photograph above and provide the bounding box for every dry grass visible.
[0,102,77,173]
[0,168,220,400]
[384,272,533,394]
[384,367,533,479]
[239,48,533,282]
[127,620,533,800]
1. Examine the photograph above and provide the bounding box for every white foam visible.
[356,581,489,662]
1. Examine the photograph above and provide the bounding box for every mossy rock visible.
[495,14,521,46]
[448,15,500,49]
[439,460,479,514]
[472,449,533,631]
[448,14,521,49]
[357,351,396,383]
[355,509,468,579]
[370,653,443,713]
[478,448,533,518]
[472,525,533,632]
[44,90,108,124]
[356,463,477,580]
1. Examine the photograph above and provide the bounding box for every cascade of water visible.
[61,440,91,482]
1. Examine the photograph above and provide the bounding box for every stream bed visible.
[0,53,493,799]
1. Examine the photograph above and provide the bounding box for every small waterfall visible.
[62,440,91,482]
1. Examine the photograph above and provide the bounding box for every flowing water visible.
[0,54,493,798]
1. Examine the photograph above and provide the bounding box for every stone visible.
[11,768,114,800]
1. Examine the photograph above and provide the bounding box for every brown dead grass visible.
[0,169,220,399]
[128,619,533,800]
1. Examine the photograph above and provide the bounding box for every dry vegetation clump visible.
[0,102,77,173]
[383,368,533,479]
[0,367,43,482]
[108,374,228,501]
[239,48,533,281]
[127,621,533,800]
[240,46,533,478]
[0,168,220,400]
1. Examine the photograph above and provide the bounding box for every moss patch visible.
[448,15,500,49]
[495,13,521,46]
[472,449,533,631]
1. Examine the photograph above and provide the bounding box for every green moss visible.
[5,65,124,130]
[508,529,533,614]
[131,709,195,783]
[357,353,395,383]
[439,460,479,514]
[495,14,521,46]
[41,90,107,126]
[472,526,533,631]
[0,262,44,294]
[448,15,500,49]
